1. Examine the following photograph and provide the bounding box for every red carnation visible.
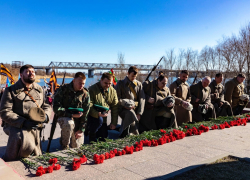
[53,164,61,170]
[117,151,122,156]
[99,154,105,160]
[37,166,44,171]
[93,154,99,161]
[122,150,126,155]
[36,170,43,176]
[72,164,79,170]
[80,156,87,163]
[105,152,110,159]
[46,166,53,173]
[49,158,58,164]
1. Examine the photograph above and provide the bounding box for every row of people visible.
[1,64,248,161]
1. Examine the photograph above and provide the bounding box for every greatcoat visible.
[115,76,145,134]
[209,79,232,117]
[169,78,192,126]
[140,80,177,131]
[190,81,216,122]
[224,77,248,109]
[0,79,52,161]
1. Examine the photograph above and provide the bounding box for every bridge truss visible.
[47,61,155,71]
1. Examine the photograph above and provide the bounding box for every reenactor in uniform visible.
[190,76,216,122]
[140,74,177,133]
[209,73,232,117]
[87,72,118,142]
[224,73,249,115]
[169,70,192,126]
[115,66,145,137]
[53,72,90,149]
[0,65,52,161]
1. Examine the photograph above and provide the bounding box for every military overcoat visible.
[0,79,52,161]
[190,81,215,122]
[115,76,145,132]
[169,78,192,126]
[224,77,248,108]
[209,79,232,116]
[140,79,177,131]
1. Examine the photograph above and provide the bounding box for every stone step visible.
[0,158,24,180]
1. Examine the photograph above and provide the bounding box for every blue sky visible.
[1,0,250,67]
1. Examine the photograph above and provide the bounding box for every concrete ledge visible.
[0,158,24,180]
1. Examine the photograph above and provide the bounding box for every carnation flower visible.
[49,158,58,164]
[53,164,61,170]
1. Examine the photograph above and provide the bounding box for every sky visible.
[1,0,250,67]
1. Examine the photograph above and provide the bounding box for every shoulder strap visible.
[24,91,39,107]
[128,83,138,100]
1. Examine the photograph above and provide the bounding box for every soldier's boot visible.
[129,122,139,136]
[119,127,129,138]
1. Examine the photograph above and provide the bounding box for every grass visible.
[170,156,250,180]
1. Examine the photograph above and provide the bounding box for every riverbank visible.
[35,75,73,83]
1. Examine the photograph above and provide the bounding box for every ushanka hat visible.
[120,99,135,108]
[162,96,175,107]
[198,104,207,114]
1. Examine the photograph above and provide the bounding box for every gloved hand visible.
[23,120,39,130]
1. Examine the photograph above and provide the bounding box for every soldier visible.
[115,66,145,137]
[224,73,249,115]
[190,76,216,122]
[209,73,232,117]
[0,64,52,161]
[169,70,192,126]
[87,72,118,142]
[140,74,177,133]
[53,72,90,150]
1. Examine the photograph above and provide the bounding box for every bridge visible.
[12,61,217,77]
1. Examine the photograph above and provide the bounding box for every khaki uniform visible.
[169,78,192,126]
[209,80,232,117]
[140,80,177,132]
[190,81,216,122]
[224,77,248,115]
[88,82,119,125]
[0,79,52,161]
[53,82,90,149]
[115,76,145,135]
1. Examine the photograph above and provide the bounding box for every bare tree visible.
[117,52,126,80]
[176,48,185,70]
[199,46,211,71]
[184,48,194,70]
[239,23,250,93]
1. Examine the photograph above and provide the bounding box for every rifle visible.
[46,107,83,152]
[192,72,198,85]
[46,114,58,152]
[145,56,164,82]
[62,72,66,85]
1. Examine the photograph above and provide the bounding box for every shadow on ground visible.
[146,157,250,180]
[42,128,121,153]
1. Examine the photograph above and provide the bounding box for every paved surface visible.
[1,115,250,179]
